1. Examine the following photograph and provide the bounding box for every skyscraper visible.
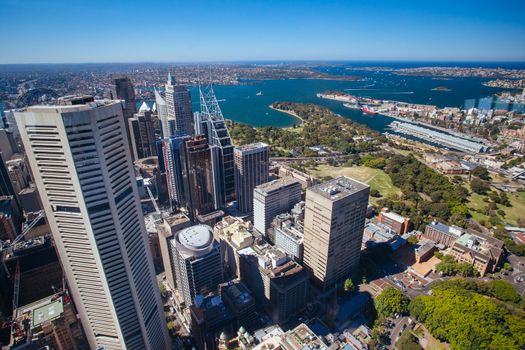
[109,76,137,158]
[154,90,169,138]
[253,177,302,236]
[128,110,157,160]
[303,176,369,289]
[0,152,16,198]
[163,135,189,209]
[180,136,215,221]
[196,86,235,207]
[171,225,223,306]
[234,142,270,214]
[165,73,193,137]
[15,96,171,350]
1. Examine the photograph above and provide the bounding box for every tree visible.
[344,278,356,293]
[370,189,382,197]
[374,287,410,317]
[472,166,491,180]
[435,255,458,276]
[396,330,422,350]
[471,178,490,195]
[456,263,478,277]
[407,235,419,245]
[487,280,521,304]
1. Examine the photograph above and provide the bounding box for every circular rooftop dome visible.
[175,225,214,258]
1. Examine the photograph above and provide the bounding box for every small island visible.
[432,86,452,91]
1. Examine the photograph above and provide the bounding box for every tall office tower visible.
[128,110,157,160]
[253,177,302,236]
[162,136,189,209]
[170,225,223,306]
[154,90,169,138]
[180,136,215,221]
[165,73,193,137]
[196,86,235,207]
[15,96,171,350]
[303,176,369,289]
[234,142,270,214]
[109,76,137,158]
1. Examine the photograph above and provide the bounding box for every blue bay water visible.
[188,66,524,132]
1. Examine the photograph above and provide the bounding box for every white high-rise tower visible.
[164,73,193,137]
[15,96,171,350]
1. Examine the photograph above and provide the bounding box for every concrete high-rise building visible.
[171,225,223,306]
[180,136,215,221]
[303,176,369,289]
[253,177,302,235]
[128,110,157,160]
[234,142,269,214]
[165,73,193,137]
[0,152,17,198]
[109,76,137,158]
[15,96,171,350]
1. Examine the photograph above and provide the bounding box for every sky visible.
[1,0,524,64]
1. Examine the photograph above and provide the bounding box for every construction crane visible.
[0,210,45,251]
[146,185,161,215]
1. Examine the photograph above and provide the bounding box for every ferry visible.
[256,91,263,96]
[361,106,378,115]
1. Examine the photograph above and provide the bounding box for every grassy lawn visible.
[466,185,525,226]
[307,165,401,204]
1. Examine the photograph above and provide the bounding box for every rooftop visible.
[308,176,369,200]
[254,176,301,195]
[19,96,122,113]
[178,225,213,250]
[234,142,269,154]
[427,221,464,237]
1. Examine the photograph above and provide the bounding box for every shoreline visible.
[269,104,305,128]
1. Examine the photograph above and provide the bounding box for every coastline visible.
[269,104,304,127]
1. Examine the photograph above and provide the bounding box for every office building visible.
[219,280,259,332]
[181,136,215,220]
[109,76,137,158]
[238,245,309,324]
[162,135,189,209]
[154,90,169,138]
[9,293,88,349]
[190,294,235,350]
[128,110,156,160]
[15,96,170,350]
[272,211,304,262]
[0,152,17,197]
[253,178,302,236]
[195,86,235,206]
[423,221,464,247]
[165,73,193,137]
[214,216,254,279]
[234,142,269,214]
[6,155,31,194]
[303,176,369,289]
[0,195,22,240]
[171,225,223,306]
[156,213,191,290]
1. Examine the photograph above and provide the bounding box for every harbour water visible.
[188,63,525,132]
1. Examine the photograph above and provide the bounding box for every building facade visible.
[234,142,270,214]
[171,225,223,306]
[15,97,170,350]
[303,176,369,289]
[128,110,156,160]
[181,136,216,221]
[253,178,302,236]
[165,73,193,137]
[109,76,137,158]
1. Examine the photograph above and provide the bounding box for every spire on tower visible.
[167,72,175,85]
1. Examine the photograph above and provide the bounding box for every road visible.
[388,316,411,349]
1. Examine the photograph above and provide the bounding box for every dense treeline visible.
[227,102,382,156]
[363,153,470,229]
[409,279,525,350]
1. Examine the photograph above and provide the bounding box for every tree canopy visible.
[374,287,410,317]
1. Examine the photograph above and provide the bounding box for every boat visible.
[343,102,361,110]
[256,91,263,96]
[361,106,378,115]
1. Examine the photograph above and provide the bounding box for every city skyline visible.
[1,0,525,64]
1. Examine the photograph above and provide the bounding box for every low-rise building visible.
[415,240,435,263]
[377,208,410,234]
[423,221,464,247]
[448,232,504,276]
[276,164,316,189]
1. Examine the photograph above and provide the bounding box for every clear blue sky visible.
[1,0,524,63]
